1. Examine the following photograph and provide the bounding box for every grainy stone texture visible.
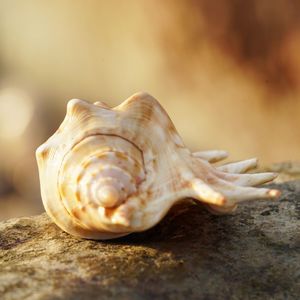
[263,161,300,183]
[0,175,299,299]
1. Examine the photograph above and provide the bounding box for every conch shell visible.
[36,92,280,240]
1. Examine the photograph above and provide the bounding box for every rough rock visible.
[0,179,299,299]
[263,161,300,183]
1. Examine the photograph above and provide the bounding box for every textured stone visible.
[0,179,299,299]
[263,161,300,183]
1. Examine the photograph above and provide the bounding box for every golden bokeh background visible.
[0,0,299,219]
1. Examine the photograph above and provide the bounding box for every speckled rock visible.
[0,179,299,299]
[262,161,300,183]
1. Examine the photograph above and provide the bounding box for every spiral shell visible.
[36,92,280,240]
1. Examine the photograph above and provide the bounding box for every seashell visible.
[36,92,280,240]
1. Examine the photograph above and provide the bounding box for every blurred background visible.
[0,0,300,220]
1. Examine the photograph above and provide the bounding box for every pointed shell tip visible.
[267,189,281,197]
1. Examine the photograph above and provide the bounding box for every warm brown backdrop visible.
[0,0,299,219]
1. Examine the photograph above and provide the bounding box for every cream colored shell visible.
[36,92,280,240]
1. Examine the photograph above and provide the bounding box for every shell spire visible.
[36,92,280,240]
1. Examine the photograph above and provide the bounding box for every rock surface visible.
[0,180,299,299]
[263,161,300,183]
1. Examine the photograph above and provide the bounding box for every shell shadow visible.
[107,200,236,253]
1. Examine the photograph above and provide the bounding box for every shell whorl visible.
[58,135,145,229]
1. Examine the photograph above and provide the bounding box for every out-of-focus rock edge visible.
[0,164,299,300]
